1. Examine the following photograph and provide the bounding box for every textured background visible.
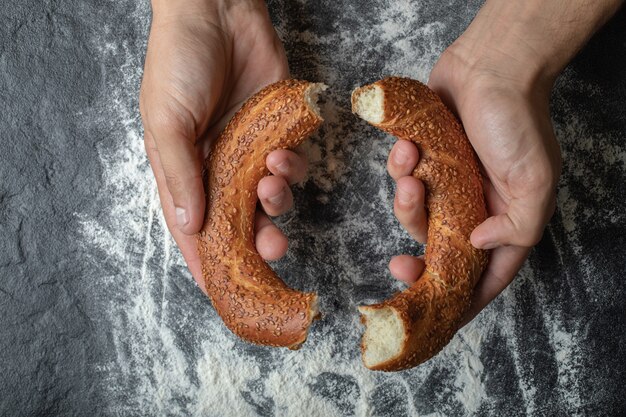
[1,1,625,416]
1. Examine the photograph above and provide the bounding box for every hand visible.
[386,39,562,326]
[387,0,622,324]
[139,1,306,291]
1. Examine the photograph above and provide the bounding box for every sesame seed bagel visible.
[352,77,488,371]
[197,80,325,349]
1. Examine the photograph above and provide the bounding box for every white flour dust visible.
[75,1,604,416]
[78,4,383,416]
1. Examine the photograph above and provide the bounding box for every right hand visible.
[383,0,621,326]
[384,0,572,325]
[385,59,561,324]
[140,1,307,291]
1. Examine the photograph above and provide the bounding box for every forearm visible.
[452,0,624,87]
[150,0,263,20]
[151,0,217,17]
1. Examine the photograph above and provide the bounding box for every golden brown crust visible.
[197,79,323,349]
[353,77,488,371]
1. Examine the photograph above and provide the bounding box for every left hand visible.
[140,0,307,291]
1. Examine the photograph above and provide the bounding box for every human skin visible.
[388,0,623,324]
[140,0,623,316]
[140,0,309,291]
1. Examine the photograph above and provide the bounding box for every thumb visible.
[470,196,555,249]
[149,110,205,235]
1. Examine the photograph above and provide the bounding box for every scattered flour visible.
[76,1,606,416]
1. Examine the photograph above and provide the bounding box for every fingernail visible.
[397,187,413,205]
[275,160,290,174]
[268,188,286,205]
[175,207,189,227]
[393,149,408,165]
[481,242,499,250]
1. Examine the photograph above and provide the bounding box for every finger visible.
[387,140,420,181]
[266,149,308,184]
[257,175,294,217]
[148,110,205,235]
[254,211,288,261]
[144,131,206,292]
[389,255,426,285]
[470,194,555,249]
[394,176,428,243]
[459,245,530,328]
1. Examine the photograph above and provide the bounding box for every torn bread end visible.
[358,305,405,369]
[305,83,328,118]
[352,85,384,124]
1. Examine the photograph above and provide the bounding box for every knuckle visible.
[520,160,560,194]
[143,133,158,153]
[163,169,184,191]
[393,201,408,218]
[257,175,275,191]
[143,101,197,147]
[151,110,193,139]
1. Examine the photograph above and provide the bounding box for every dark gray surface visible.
[1,1,625,416]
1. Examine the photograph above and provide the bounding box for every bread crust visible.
[353,77,488,371]
[197,79,323,349]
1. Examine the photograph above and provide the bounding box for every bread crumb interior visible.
[358,306,404,368]
[305,83,327,118]
[352,86,384,124]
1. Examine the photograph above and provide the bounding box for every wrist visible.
[446,0,623,96]
[150,0,265,28]
[449,4,560,94]
[151,0,220,18]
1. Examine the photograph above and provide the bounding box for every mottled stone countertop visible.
[1,1,625,416]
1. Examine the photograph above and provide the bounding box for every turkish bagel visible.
[196,77,488,371]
